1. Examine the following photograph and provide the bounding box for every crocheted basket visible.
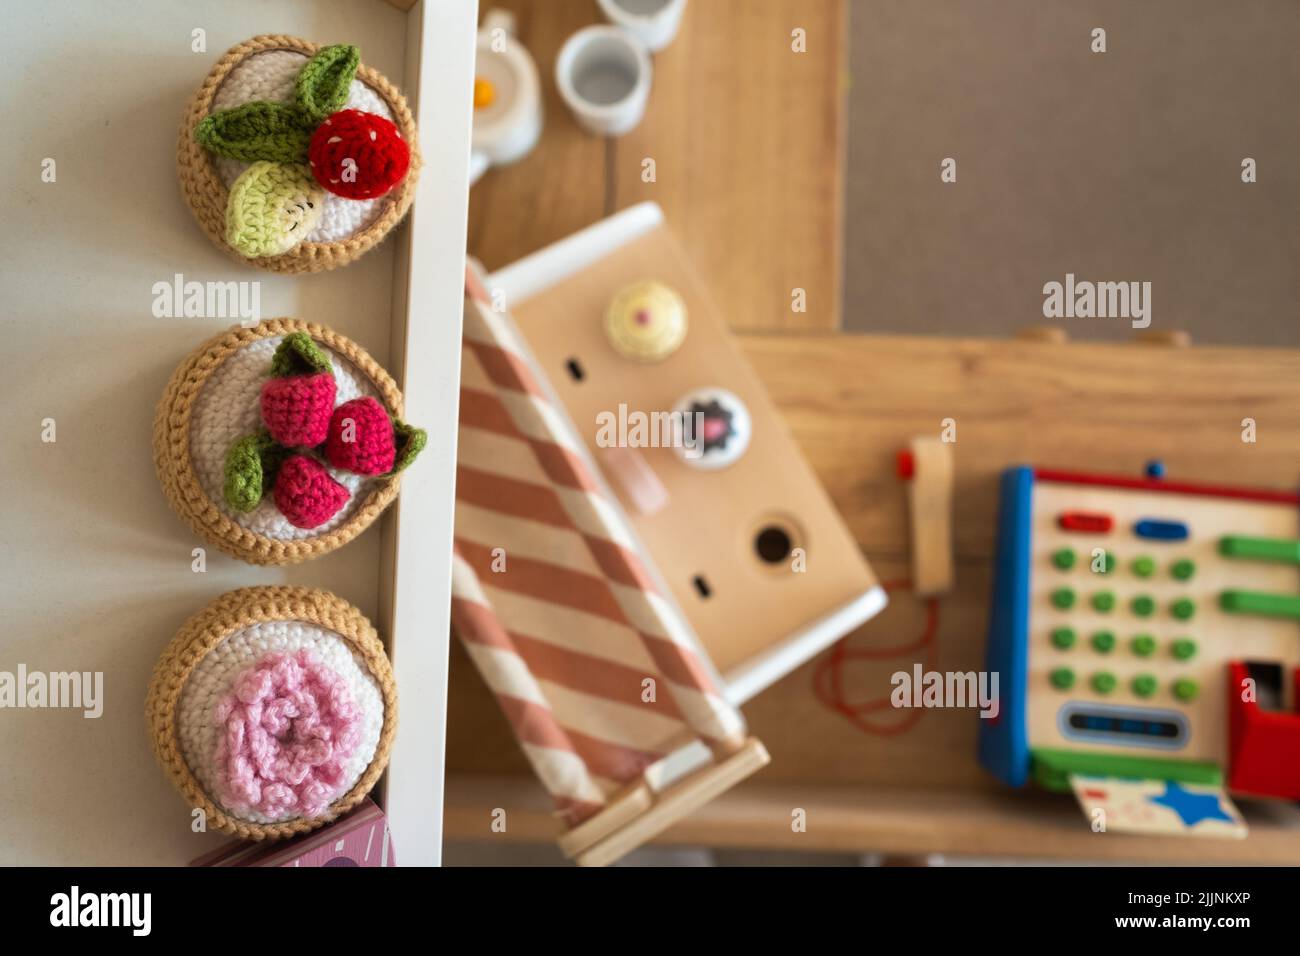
[178,35,421,273]
[146,587,397,840]
[154,318,424,565]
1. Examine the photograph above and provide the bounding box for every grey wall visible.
[844,0,1300,345]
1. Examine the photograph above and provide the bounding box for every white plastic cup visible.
[555,25,653,137]
[596,0,687,53]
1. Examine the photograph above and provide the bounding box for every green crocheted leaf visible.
[296,44,360,123]
[223,431,286,512]
[269,331,333,378]
[195,102,314,163]
[387,420,427,475]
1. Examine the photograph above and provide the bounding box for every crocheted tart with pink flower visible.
[176,620,386,826]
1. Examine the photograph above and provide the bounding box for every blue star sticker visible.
[1148,781,1235,827]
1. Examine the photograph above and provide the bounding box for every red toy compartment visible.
[1226,661,1300,800]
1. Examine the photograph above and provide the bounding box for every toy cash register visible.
[980,463,1300,835]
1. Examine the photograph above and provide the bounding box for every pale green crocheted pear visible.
[225,162,326,258]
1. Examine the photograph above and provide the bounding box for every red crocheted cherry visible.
[272,455,349,529]
[324,397,396,476]
[307,109,410,200]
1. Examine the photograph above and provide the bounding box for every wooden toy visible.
[981,462,1300,834]
[451,204,883,863]
[897,437,955,597]
[489,203,885,700]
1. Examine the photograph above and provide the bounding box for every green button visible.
[1132,674,1158,698]
[1091,671,1117,694]
[1220,590,1300,620]
[1171,597,1196,620]
[1091,630,1116,653]
[1091,590,1116,613]
[1171,637,1197,661]
[1050,627,1077,650]
[1131,594,1156,617]
[1131,634,1156,657]
[1094,550,1117,574]
[1052,547,1076,570]
[1219,535,1300,565]
[1051,587,1076,609]
[1050,667,1076,690]
[1132,556,1155,578]
[1173,678,1199,701]
[1171,558,1196,581]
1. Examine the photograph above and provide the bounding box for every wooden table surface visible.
[468,0,847,332]
[450,0,1300,865]
[445,334,1300,861]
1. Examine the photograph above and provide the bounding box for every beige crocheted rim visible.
[153,318,405,566]
[177,34,422,274]
[145,586,398,841]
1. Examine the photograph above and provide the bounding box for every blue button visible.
[1134,518,1189,541]
[1145,460,1166,479]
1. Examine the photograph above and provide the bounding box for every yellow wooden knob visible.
[473,77,496,110]
[603,280,688,362]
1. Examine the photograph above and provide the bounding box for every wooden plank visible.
[466,1,609,271]
[741,334,1300,562]
[444,774,1300,863]
[611,0,846,331]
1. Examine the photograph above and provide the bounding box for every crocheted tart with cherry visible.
[178,36,420,273]
[154,319,425,565]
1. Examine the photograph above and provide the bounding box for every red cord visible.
[812,578,941,736]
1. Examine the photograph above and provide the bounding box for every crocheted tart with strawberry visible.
[178,36,420,273]
[154,319,426,565]
[146,586,397,838]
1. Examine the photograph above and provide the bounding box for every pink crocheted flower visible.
[324,397,396,476]
[213,650,362,819]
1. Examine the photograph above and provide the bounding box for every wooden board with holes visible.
[467,0,846,332]
[505,219,880,694]
[445,333,1300,857]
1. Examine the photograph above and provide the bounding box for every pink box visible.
[191,798,395,867]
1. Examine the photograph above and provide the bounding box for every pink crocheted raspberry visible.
[260,332,337,447]
[272,454,349,529]
[307,109,410,200]
[261,373,336,447]
[324,397,396,476]
[213,650,362,819]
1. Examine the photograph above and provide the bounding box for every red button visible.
[1058,510,1113,533]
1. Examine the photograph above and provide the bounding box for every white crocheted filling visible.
[209,49,397,243]
[189,335,381,541]
[176,621,385,825]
